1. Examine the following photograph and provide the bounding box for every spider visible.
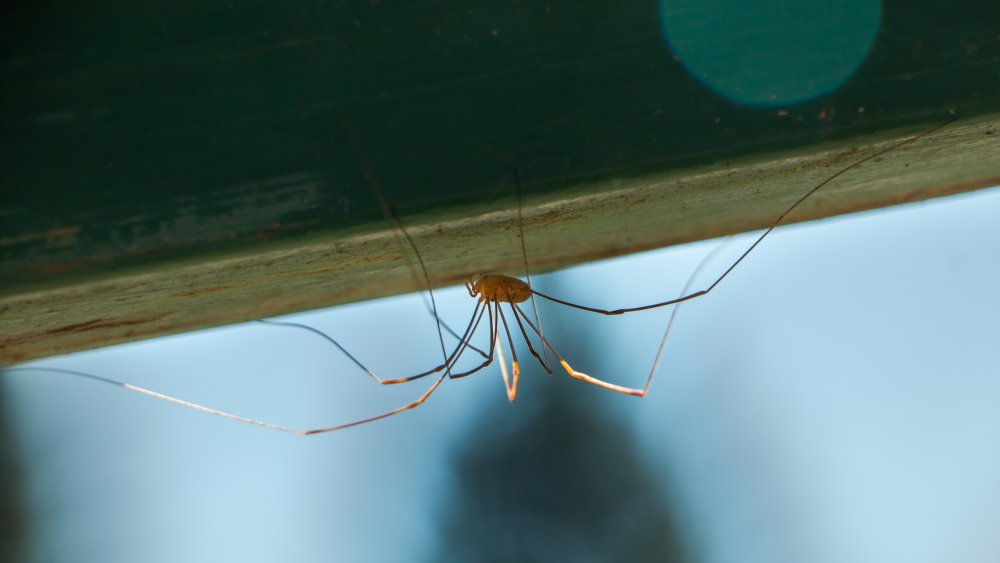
[7,117,956,435]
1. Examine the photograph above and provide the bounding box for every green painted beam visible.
[2,1,999,363]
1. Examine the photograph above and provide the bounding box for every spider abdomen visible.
[472,274,531,304]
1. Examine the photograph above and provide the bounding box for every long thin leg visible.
[280,13,458,420]
[25,299,489,434]
[449,299,500,381]
[508,299,552,373]
[511,239,732,396]
[337,123,450,377]
[3,246,490,437]
[496,304,520,402]
[510,307,645,396]
[507,308,630,396]
[380,301,487,384]
[259,301,485,385]
[513,167,550,368]
[416,295,489,358]
[444,303,498,379]
[530,117,956,316]
[260,301,488,364]
[14,302,488,435]
[6,366,451,436]
[493,331,509,398]
[642,237,734,390]
[303,372,449,434]
[382,203,450,375]
[511,238,732,395]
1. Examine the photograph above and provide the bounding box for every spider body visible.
[467,274,532,304]
[6,118,958,435]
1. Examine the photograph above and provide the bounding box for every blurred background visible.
[3,184,999,563]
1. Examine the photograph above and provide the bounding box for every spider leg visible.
[643,237,735,392]
[6,365,451,436]
[530,118,955,317]
[303,373,449,435]
[415,293,489,359]
[496,304,520,402]
[2,301,496,435]
[509,302,553,373]
[513,238,733,396]
[513,167,551,369]
[381,301,485,384]
[305,302,495,433]
[509,310,646,396]
[259,301,485,385]
[445,303,496,379]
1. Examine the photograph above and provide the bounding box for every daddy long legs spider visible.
[5,117,960,435]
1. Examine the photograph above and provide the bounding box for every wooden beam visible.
[3,1,999,363]
[2,114,997,364]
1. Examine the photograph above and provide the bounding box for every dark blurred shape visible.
[433,296,690,563]
[0,382,27,563]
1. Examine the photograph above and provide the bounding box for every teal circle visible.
[659,0,881,107]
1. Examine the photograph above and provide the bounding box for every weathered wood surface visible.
[2,1,998,363]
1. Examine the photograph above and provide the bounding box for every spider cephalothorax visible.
[466,274,532,304]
